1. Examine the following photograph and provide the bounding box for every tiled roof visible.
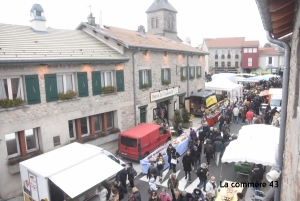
[91,25,207,54]
[258,47,281,55]
[204,37,245,48]
[146,0,177,13]
[0,23,128,65]
[242,41,259,47]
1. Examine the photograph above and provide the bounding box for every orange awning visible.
[259,90,269,97]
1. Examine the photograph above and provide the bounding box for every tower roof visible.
[146,0,177,13]
[30,4,44,12]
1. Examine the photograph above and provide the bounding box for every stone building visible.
[256,0,299,200]
[0,4,132,200]
[201,37,259,74]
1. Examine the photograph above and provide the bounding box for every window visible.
[101,71,114,87]
[235,61,239,67]
[5,133,20,158]
[57,74,74,93]
[68,120,76,139]
[179,95,185,108]
[25,128,39,152]
[248,58,253,66]
[227,62,231,67]
[142,70,148,84]
[121,136,137,147]
[163,68,170,80]
[248,48,253,53]
[221,62,225,67]
[253,48,257,53]
[190,67,195,78]
[80,117,90,137]
[215,62,218,67]
[0,77,24,100]
[215,50,218,55]
[244,48,248,53]
[151,18,155,29]
[167,17,170,29]
[107,111,114,129]
[268,57,273,65]
[156,18,159,28]
[227,50,231,55]
[94,114,102,132]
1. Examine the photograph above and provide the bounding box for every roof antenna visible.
[88,5,92,14]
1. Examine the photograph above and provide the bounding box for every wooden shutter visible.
[116,70,125,92]
[168,68,171,84]
[92,71,102,95]
[180,67,183,81]
[161,69,164,85]
[44,74,58,102]
[148,69,152,88]
[25,75,41,105]
[77,72,89,97]
[139,70,143,89]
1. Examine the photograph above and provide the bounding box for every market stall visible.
[139,129,191,174]
[205,78,243,102]
[204,99,229,126]
[215,180,243,201]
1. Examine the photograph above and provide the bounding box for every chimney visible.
[137,25,146,34]
[30,4,47,32]
[87,13,96,26]
[99,11,103,28]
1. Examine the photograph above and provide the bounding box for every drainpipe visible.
[265,31,291,201]
[132,48,140,126]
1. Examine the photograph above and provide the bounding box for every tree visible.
[182,108,190,123]
[264,43,272,47]
[173,110,183,134]
[185,36,192,46]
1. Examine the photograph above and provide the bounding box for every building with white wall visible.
[258,47,284,71]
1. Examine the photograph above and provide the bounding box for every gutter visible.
[132,48,140,126]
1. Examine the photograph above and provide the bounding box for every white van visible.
[270,94,282,111]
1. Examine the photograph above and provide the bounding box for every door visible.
[119,136,138,159]
[28,172,40,201]
[140,108,146,123]
[185,97,190,113]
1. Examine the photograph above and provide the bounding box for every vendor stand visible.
[234,162,254,178]
[204,99,229,126]
[215,180,243,201]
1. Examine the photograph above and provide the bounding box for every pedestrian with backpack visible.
[127,163,137,189]
[204,140,214,166]
[196,163,209,192]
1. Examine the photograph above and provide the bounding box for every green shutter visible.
[77,72,89,97]
[139,70,143,89]
[161,69,164,85]
[180,67,183,81]
[25,75,41,105]
[116,70,125,92]
[168,68,171,84]
[92,71,102,95]
[44,74,58,102]
[196,66,199,78]
[148,69,152,88]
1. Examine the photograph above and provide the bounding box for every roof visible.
[146,0,177,13]
[190,90,215,98]
[121,123,161,138]
[0,23,129,66]
[90,25,207,54]
[242,41,259,47]
[30,4,44,12]
[258,47,281,55]
[203,37,245,48]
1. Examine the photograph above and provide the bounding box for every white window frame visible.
[248,48,253,53]
[68,120,76,140]
[0,77,24,100]
[215,50,218,55]
[107,112,114,130]
[190,67,195,77]
[5,132,20,158]
[253,48,257,53]
[244,48,248,53]
[227,50,231,55]
[142,70,149,84]
[101,71,114,87]
[25,128,39,153]
[235,50,239,55]
[56,74,75,93]
[163,68,170,80]
[94,114,102,132]
[81,117,90,137]
[248,58,253,66]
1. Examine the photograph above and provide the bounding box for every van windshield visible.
[121,136,137,147]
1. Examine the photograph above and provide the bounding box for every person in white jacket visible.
[232,106,240,124]
[149,176,160,191]
[96,185,108,201]
[205,176,219,200]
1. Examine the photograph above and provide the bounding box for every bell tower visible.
[30,4,47,32]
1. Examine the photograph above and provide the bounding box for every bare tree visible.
[185,36,192,46]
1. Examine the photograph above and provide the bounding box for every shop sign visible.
[206,95,218,107]
[150,87,179,102]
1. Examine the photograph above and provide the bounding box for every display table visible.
[139,136,190,174]
[215,180,243,201]
[206,112,221,126]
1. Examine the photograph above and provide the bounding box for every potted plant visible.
[102,86,117,94]
[163,79,170,85]
[197,74,201,78]
[142,83,150,89]
[0,98,24,108]
[173,110,183,135]
[182,108,193,128]
[58,90,77,100]
[181,76,186,81]
[190,75,195,79]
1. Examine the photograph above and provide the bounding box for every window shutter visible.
[161,69,164,85]
[25,75,41,105]
[200,66,202,77]
[92,71,102,95]
[180,67,183,81]
[148,69,152,88]
[44,74,58,102]
[168,68,171,84]
[116,70,125,92]
[77,72,89,97]
[139,70,143,89]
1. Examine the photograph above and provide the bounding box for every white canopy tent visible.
[221,125,280,166]
[205,78,243,102]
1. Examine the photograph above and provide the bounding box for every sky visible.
[0,0,268,47]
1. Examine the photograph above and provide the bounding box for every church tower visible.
[146,0,181,42]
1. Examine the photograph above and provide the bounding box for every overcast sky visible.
[0,0,268,47]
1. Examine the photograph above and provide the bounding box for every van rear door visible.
[120,136,138,159]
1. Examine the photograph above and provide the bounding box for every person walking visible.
[147,163,158,181]
[182,151,193,183]
[232,106,239,124]
[196,163,209,191]
[116,164,128,194]
[218,115,225,131]
[213,139,223,166]
[205,176,218,201]
[109,188,119,201]
[167,144,176,170]
[240,107,246,124]
[195,139,202,163]
[156,153,165,183]
[172,189,182,201]
[127,163,137,189]
[167,173,179,199]
[95,185,108,201]
[113,180,125,201]
[170,151,180,173]
[149,175,160,191]
[159,188,172,201]
[189,128,197,141]
[191,146,200,172]
[246,109,254,125]
[148,191,160,201]
[132,187,141,201]
[204,140,214,166]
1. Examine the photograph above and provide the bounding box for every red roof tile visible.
[258,47,281,55]
[204,37,245,48]
[242,41,259,47]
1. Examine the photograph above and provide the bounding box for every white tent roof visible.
[212,73,237,83]
[205,78,243,91]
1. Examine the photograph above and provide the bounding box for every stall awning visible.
[49,154,123,198]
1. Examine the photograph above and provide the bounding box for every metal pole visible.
[132,48,140,126]
[265,31,291,201]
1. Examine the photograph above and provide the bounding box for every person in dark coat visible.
[101,179,112,201]
[191,146,200,171]
[114,180,125,200]
[182,151,193,182]
[250,165,263,196]
[167,144,176,170]
[127,163,136,188]
[132,187,141,201]
[204,140,214,166]
[116,164,128,194]
[198,129,205,144]
[265,103,271,114]
[218,115,225,131]
[197,163,209,191]
[147,163,158,181]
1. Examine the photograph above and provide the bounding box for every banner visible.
[206,95,217,107]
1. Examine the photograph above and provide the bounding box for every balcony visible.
[221,55,225,59]
[215,55,218,59]
[227,55,231,59]
[235,55,239,59]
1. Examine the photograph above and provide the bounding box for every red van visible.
[118,123,171,161]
